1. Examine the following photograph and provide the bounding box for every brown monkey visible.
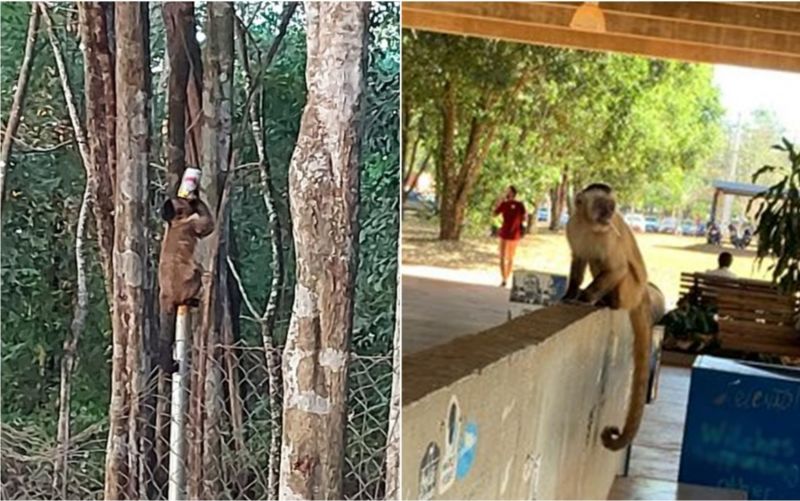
[563,183,652,451]
[157,196,214,372]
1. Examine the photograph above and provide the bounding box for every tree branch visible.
[1,4,41,211]
[226,255,260,320]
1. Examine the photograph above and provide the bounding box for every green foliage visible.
[353,3,400,356]
[749,139,800,293]
[403,31,725,233]
[1,1,399,436]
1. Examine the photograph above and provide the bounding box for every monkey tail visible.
[602,303,652,451]
[159,305,177,373]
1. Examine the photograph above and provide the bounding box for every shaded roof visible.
[711,179,769,197]
[403,2,800,73]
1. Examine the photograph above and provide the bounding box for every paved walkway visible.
[402,271,692,496]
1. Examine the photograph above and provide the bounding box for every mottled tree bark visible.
[186,3,235,498]
[0,4,39,214]
[104,4,150,499]
[162,2,193,194]
[279,3,369,499]
[78,1,116,304]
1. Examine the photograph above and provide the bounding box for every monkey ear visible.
[161,199,176,222]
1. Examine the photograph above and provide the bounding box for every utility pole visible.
[168,305,189,500]
[721,113,744,226]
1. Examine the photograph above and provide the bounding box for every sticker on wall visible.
[418,442,441,500]
[456,421,478,480]
[438,396,461,494]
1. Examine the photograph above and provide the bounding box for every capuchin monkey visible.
[157,196,214,373]
[562,183,654,451]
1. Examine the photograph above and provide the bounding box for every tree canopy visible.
[402,31,725,236]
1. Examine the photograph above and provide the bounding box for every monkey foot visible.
[158,358,179,374]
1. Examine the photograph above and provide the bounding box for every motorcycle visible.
[729,224,752,250]
[706,223,721,246]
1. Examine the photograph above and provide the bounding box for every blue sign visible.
[678,356,800,500]
[456,421,478,480]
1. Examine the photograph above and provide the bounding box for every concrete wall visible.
[402,305,635,500]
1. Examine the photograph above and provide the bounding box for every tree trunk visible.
[279,3,369,499]
[162,2,193,194]
[0,4,39,214]
[104,4,150,498]
[235,4,297,495]
[189,3,235,498]
[527,201,539,235]
[437,81,458,240]
[438,75,528,240]
[549,170,568,231]
[78,2,116,304]
[384,281,401,500]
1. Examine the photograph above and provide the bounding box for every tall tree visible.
[77,1,116,303]
[279,3,369,499]
[403,33,537,240]
[189,2,234,497]
[104,3,150,498]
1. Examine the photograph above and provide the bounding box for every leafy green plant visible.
[748,138,800,293]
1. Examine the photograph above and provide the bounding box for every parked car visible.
[644,216,660,233]
[624,213,646,233]
[659,217,678,234]
[403,190,436,213]
[696,221,707,236]
[537,207,550,222]
[679,220,697,236]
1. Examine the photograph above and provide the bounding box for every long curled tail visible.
[602,303,652,451]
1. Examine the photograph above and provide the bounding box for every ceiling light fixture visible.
[570,2,607,33]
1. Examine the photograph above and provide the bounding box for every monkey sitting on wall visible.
[157,196,214,373]
[562,183,655,451]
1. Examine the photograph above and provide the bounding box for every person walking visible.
[494,185,526,287]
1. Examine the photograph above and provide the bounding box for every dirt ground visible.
[402,213,773,307]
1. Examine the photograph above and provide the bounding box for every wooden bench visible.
[679,272,800,357]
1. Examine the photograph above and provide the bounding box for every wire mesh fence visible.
[0,346,395,500]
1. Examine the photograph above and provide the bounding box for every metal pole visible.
[168,305,189,500]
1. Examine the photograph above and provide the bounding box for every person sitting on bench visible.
[706,252,736,279]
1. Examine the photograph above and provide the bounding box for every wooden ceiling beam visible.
[547,2,800,36]
[404,3,800,58]
[403,7,800,73]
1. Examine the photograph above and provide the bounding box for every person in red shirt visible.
[493,185,526,287]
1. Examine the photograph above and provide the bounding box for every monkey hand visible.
[562,290,596,305]
[576,289,599,305]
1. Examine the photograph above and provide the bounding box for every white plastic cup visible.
[177,167,201,199]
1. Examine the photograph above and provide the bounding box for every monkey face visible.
[161,198,195,223]
[576,184,616,228]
